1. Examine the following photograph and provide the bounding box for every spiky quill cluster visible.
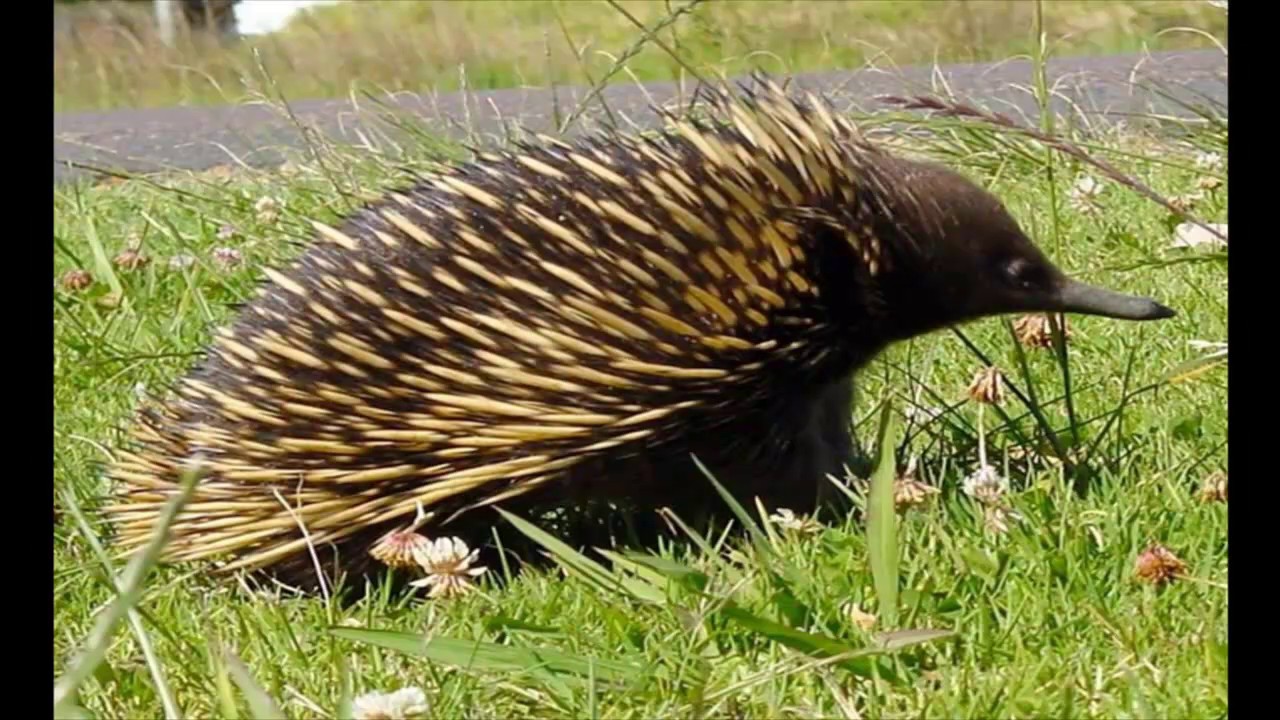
[102,77,1172,582]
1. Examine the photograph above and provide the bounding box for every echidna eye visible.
[1004,258,1040,289]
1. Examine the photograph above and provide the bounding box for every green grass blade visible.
[53,699,92,720]
[484,615,563,636]
[594,548,679,601]
[214,651,241,719]
[54,462,203,715]
[873,628,956,651]
[334,654,354,720]
[1164,346,1228,384]
[60,487,182,720]
[329,627,642,683]
[653,508,741,579]
[719,605,895,681]
[691,454,775,560]
[496,508,664,604]
[866,400,901,628]
[80,207,125,301]
[618,551,710,593]
[223,649,287,720]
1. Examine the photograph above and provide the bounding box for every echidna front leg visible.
[809,374,860,508]
[666,375,859,520]
[760,374,858,517]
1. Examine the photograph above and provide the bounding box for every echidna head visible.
[870,157,1175,341]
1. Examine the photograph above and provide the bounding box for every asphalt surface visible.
[52,49,1226,185]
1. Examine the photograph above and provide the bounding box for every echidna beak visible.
[1053,279,1177,321]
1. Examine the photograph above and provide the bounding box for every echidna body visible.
[103,81,1174,582]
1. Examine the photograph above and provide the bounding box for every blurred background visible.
[53,0,1228,113]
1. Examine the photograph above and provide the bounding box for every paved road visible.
[53,49,1226,185]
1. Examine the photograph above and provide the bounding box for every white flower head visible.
[768,508,823,534]
[409,536,487,598]
[962,464,1008,506]
[168,253,196,271]
[351,686,429,719]
[254,195,282,224]
[1194,151,1223,171]
[212,246,244,269]
[1068,175,1104,212]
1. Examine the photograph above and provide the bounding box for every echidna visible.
[102,79,1174,586]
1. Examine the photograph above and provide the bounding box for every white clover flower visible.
[768,508,823,534]
[211,246,244,269]
[351,686,429,719]
[409,537,487,598]
[254,195,282,224]
[962,464,1008,506]
[1194,151,1223,171]
[1068,175,1104,212]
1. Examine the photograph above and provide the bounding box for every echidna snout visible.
[864,156,1175,342]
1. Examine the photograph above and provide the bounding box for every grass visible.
[54,0,1228,112]
[53,6,1227,717]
